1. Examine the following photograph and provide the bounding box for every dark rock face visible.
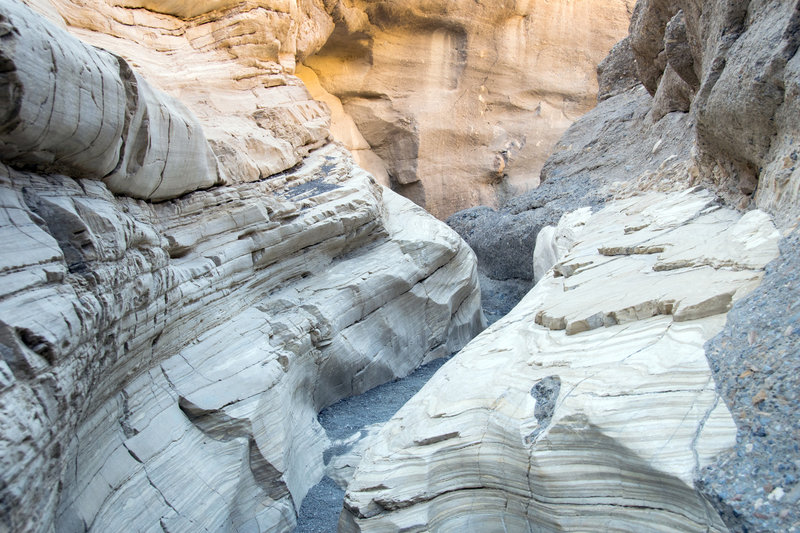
[699,228,800,533]
[446,173,605,320]
[630,0,800,216]
[597,36,639,102]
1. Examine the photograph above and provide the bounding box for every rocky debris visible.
[597,36,640,102]
[302,0,635,218]
[0,5,486,532]
[297,356,452,532]
[342,190,780,532]
[698,227,800,532]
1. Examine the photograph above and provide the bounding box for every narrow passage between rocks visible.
[295,357,452,532]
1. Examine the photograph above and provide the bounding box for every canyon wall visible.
[302,0,635,218]
[5,0,798,531]
[344,190,780,531]
[0,2,485,531]
[449,0,800,316]
[29,0,635,220]
[403,0,800,531]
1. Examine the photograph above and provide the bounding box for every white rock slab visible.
[0,0,220,200]
[0,144,485,532]
[342,190,780,532]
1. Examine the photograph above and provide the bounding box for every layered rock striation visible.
[0,2,485,532]
[343,190,781,532]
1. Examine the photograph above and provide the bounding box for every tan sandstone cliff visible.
[302,0,635,218]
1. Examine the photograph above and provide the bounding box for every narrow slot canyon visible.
[1,1,799,533]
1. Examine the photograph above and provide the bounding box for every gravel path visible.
[295,357,451,532]
[699,227,800,532]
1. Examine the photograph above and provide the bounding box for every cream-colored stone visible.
[532,207,592,283]
[342,190,780,531]
[305,0,635,217]
[21,0,334,192]
[0,7,486,526]
[28,0,634,217]
[0,140,485,532]
[1,1,221,200]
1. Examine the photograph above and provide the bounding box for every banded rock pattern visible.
[0,0,220,200]
[342,190,780,532]
[0,3,485,532]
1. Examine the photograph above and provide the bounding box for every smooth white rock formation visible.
[0,142,485,532]
[0,10,486,532]
[0,0,222,200]
[342,190,780,532]
[532,207,592,284]
[20,0,335,194]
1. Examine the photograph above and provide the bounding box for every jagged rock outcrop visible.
[343,190,780,531]
[625,0,800,221]
[0,2,485,532]
[302,0,635,218]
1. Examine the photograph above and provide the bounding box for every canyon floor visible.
[296,357,451,532]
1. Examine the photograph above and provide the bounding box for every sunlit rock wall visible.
[303,0,635,218]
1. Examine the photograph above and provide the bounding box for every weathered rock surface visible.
[343,190,781,531]
[0,143,484,532]
[27,0,334,191]
[698,226,800,532]
[0,3,485,532]
[0,0,220,200]
[303,0,635,218]
[626,0,800,221]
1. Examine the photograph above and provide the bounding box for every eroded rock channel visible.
[3,0,800,532]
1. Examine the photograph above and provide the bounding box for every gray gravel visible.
[699,227,800,532]
[295,357,451,532]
